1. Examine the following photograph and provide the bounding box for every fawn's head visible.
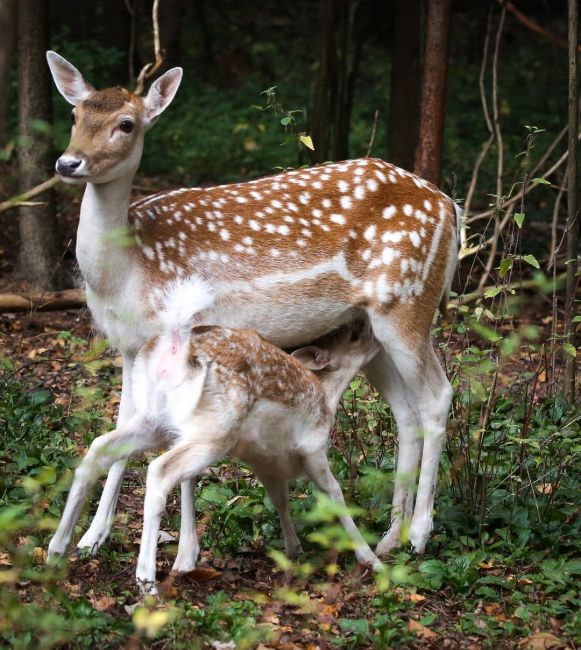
[46,51,182,185]
[291,318,380,408]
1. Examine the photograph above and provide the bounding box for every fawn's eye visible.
[119,120,134,134]
[70,110,76,125]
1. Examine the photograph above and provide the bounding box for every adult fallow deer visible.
[46,50,460,564]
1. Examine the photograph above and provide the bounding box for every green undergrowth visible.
[1,299,579,648]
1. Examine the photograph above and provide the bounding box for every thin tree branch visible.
[478,5,506,289]
[548,168,567,271]
[365,109,379,158]
[0,175,60,213]
[497,0,581,53]
[134,0,163,95]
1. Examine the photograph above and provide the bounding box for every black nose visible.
[56,157,82,176]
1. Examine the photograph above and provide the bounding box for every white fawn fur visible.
[48,320,382,591]
[46,50,459,559]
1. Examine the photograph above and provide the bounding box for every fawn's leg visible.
[136,440,222,593]
[254,469,302,559]
[171,479,200,573]
[48,416,158,558]
[302,447,380,570]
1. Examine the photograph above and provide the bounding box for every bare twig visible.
[496,0,581,53]
[548,169,567,271]
[0,176,60,213]
[478,4,506,290]
[465,132,579,226]
[365,109,379,158]
[462,10,494,250]
[134,0,163,95]
[447,272,566,308]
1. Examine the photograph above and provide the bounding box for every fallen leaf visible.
[0,552,12,567]
[33,547,47,563]
[483,603,502,615]
[407,592,426,603]
[158,530,177,544]
[517,632,563,649]
[92,595,116,611]
[182,567,221,583]
[408,619,438,640]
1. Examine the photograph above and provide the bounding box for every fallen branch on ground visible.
[0,289,85,313]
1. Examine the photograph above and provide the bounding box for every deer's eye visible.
[71,110,76,125]
[119,120,134,134]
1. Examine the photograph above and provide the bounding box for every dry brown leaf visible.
[407,592,426,603]
[33,547,47,563]
[183,567,221,582]
[517,632,564,649]
[0,552,12,567]
[483,603,502,615]
[91,595,116,611]
[408,619,438,640]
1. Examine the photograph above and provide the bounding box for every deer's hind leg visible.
[367,306,452,556]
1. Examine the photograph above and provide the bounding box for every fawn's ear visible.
[46,51,94,106]
[143,67,183,125]
[291,346,331,371]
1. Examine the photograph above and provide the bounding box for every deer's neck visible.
[77,175,137,294]
[320,371,357,415]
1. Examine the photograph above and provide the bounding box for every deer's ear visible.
[143,67,183,125]
[46,51,93,106]
[291,346,331,371]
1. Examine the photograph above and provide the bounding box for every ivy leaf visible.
[485,286,503,299]
[499,257,513,278]
[514,212,525,228]
[299,134,315,150]
[523,254,540,269]
[562,343,577,358]
[531,177,550,185]
[280,116,292,126]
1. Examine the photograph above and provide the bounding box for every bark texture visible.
[0,0,16,145]
[388,0,423,171]
[414,0,452,186]
[311,0,365,163]
[564,0,579,401]
[17,0,63,289]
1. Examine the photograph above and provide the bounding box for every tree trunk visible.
[564,0,579,401]
[17,0,64,290]
[311,0,365,163]
[159,0,183,71]
[0,0,16,146]
[414,0,452,186]
[388,0,423,171]
[194,0,215,79]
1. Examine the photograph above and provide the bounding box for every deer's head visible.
[46,51,182,185]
